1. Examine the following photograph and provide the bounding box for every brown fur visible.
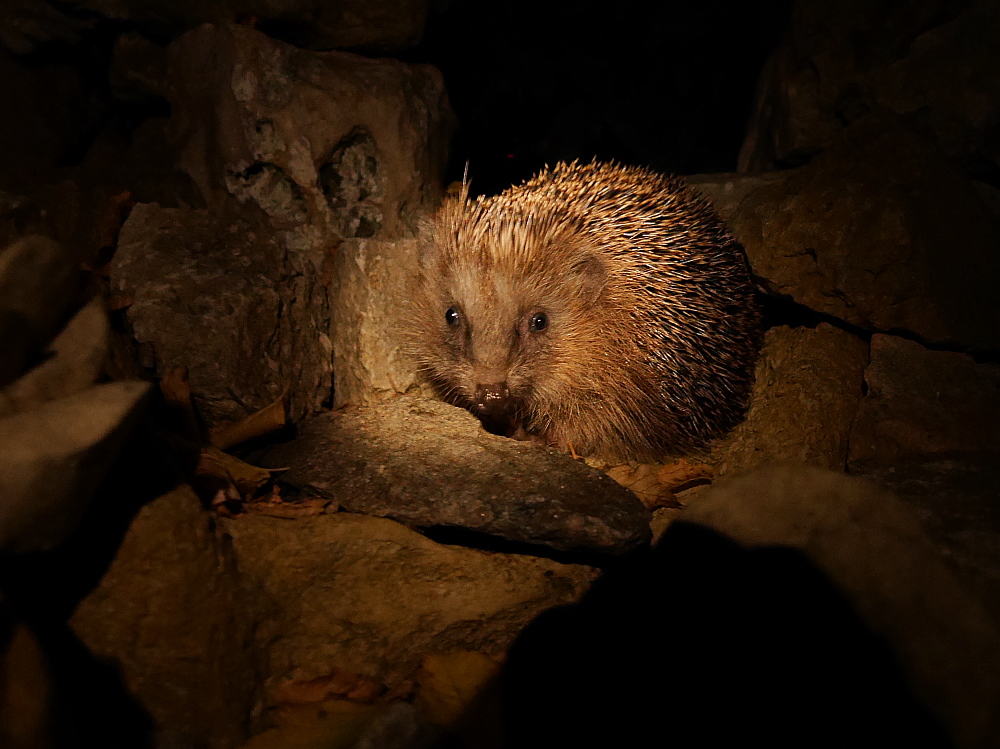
[410,161,761,462]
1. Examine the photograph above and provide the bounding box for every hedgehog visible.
[410,161,761,463]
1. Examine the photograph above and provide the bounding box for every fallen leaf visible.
[107,294,134,311]
[274,669,383,706]
[159,366,202,443]
[197,446,273,498]
[210,393,288,449]
[656,458,714,493]
[605,463,680,510]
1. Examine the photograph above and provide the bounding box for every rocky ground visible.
[0,1,999,748]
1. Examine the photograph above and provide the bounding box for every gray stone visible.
[0,296,109,418]
[71,485,259,749]
[0,236,80,390]
[684,171,785,219]
[164,23,452,266]
[0,0,88,55]
[331,237,421,407]
[112,203,331,426]
[109,30,168,102]
[0,381,150,553]
[720,115,1000,351]
[849,334,1000,471]
[220,510,596,697]
[686,463,1000,749]
[739,0,1000,173]
[709,323,868,476]
[859,460,1000,634]
[261,396,652,554]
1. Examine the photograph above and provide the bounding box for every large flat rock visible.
[685,463,1000,749]
[262,396,652,555]
[221,511,597,697]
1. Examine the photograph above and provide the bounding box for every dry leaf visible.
[159,366,202,443]
[274,670,383,706]
[107,294,134,311]
[656,458,714,493]
[605,463,680,510]
[210,394,288,449]
[197,446,273,498]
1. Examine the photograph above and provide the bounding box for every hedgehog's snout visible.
[472,382,511,418]
[471,381,516,435]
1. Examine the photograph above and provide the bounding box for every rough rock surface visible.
[685,171,785,219]
[71,485,260,749]
[330,237,421,407]
[112,203,331,426]
[221,511,596,696]
[861,461,1000,634]
[0,296,109,418]
[708,323,868,476]
[739,0,1000,173]
[849,334,1000,470]
[0,381,150,553]
[61,0,428,54]
[165,22,452,264]
[261,396,652,554]
[708,115,1000,351]
[848,334,1000,631]
[0,236,82,390]
[686,463,1000,749]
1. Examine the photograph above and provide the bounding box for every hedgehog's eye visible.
[445,307,460,326]
[528,312,548,332]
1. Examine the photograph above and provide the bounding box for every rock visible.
[721,115,1000,351]
[870,2,1000,167]
[0,296,109,419]
[0,236,82,390]
[0,381,150,554]
[858,460,1000,634]
[164,23,452,261]
[685,463,1000,749]
[0,0,89,55]
[502,486,954,748]
[261,396,652,554]
[220,510,596,698]
[71,485,259,749]
[684,171,785,218]
[348,701,440,749]
[848,334,1000,470]
[709,323,868,475]
[739,0,1000,173]
[0,602,53,749]
[847,334,1000,635]
[108,30,168,102]
[330,237,421,407]
[0,191,47,249]
[62,0,427,54]
[111,203,331,426]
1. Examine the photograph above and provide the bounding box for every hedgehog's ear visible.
[568,252,608,298]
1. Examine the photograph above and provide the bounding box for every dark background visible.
[408,0,791,196]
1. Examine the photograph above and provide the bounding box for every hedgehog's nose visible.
[473,382,511,421]
[472,382,514,435]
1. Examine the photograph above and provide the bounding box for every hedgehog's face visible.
[414,204,612,442]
